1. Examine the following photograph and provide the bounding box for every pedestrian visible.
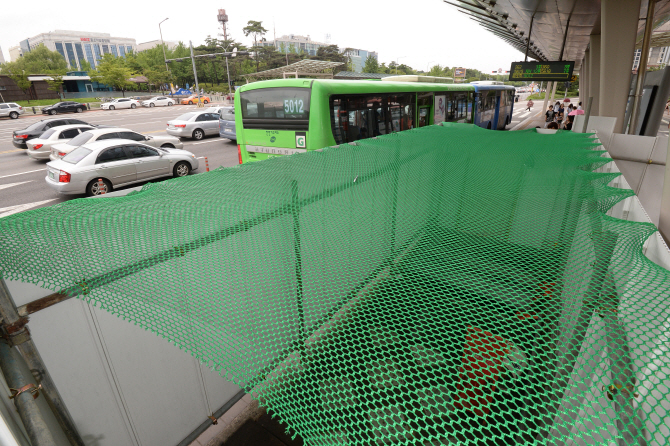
[526,99,534,111]
[553,101,561,113]
[564,115,574,131]
[556,111,564,128]
[577,101,583,110]
[567,103,574,113]
[545,105,555,128]
[547,122,559,130]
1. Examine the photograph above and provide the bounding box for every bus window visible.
[240,87,310,130]
[417,93,433,128]
[330,94,414,144]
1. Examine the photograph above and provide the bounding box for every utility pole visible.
[189,41,201,105]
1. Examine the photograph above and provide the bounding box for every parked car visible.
[26,124,95,160]
[0,103,24,119]
[45,140,199,196]
[166,111,220,140]
[218,106,236,141]
[141,96,175,107]
[180,95,210,105]
[12,118,96,148]
[50,127,184,161]
[101,98,140,110]
[204,106,228,115]
[41,101,86,115]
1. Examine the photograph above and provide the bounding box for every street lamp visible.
[159,18,169,72]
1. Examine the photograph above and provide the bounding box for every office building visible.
[345,48,378,73]
[9,30,136,70]
[259,34,330,57]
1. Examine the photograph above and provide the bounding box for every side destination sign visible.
[508,61,575,82]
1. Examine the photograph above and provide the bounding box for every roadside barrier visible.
[197,157,210,172]
[97,179,106,195]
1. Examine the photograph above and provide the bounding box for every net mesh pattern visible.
[1,123,669,445]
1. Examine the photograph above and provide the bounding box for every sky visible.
[1,0,524,74]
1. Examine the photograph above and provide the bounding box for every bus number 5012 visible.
[284,99,304,114]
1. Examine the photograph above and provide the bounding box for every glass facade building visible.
[110,45,118,57]
[84,44,96,68]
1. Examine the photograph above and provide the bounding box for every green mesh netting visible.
[1,123,669,445]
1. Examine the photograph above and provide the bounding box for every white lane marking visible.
[0,199,57,218]
[0,181,32,190]
[519,111,531,118]
[0,169,45,179]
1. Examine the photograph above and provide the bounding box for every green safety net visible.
[1,123,669,445]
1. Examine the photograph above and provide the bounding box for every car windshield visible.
[67,131,94,147]
[62,147,92,164]
[53,103,64,107]
[41,129,57,139]
[175,113,196,121]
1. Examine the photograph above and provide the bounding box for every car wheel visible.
[167,102,173,106]
[161,143,175,149]
[76,107,83,113]
[203,100,209,104]
[150,103,155,108]
[9,112,18,119]
[49,110,57,115]
[131,104,136,109]
[173,161,191,178]
[192,129,204,140]
[109,105,115,110]
[188,101,193,105]
[86,178,112,197]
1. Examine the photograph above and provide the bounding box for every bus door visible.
[497,90,508,129]
[493,92,501,130]
[417,93,433,128]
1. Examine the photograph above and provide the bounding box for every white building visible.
[136,40,178,53]
[10,30,136,70]
[0,46,5,64]
[259,34,329,57]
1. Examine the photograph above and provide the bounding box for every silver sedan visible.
[45,139,199,196]
[50,127,183,161]
[166,111,220,140]
[26,124,94,160]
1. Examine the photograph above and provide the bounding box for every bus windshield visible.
[241,88,310,120]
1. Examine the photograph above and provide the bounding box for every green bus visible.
[233,79,513,164]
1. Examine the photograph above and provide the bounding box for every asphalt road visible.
[0,104,238,218]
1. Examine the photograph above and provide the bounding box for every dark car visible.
[12,118,94,148]
[218,106,236,141]
[41,101,86,115]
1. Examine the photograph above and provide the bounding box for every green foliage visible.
[312,45,346,63]
[79,59,93,72]
[89,54,136,97]
[0,44,68,102]
[362,54,380,73]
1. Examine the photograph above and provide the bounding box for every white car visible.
[101,98,140,110]
[141,96,175,108]
[26,124,95,160]
[50,127,184,161]
[0,103,24,119]
[45,140,199,196]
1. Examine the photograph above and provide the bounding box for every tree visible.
[362,54,380,73]
[144,69,171,92]
[79,59,93,72]
[242,20,267,71]
[0,44,68,102]
[428,64,444,77]
[45,73,65,99]
[312,45,346,63]
[1,62,32,99]
[89,54,136,97]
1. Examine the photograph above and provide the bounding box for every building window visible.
[119,45,126,57]
[84,44,96,68]
[54,42,67,62]
[110,45,118,57]
[126,46,133,54]
[93,44,102,62]
[75,43,86,68]
[64,42,78,70]
[102,45,109,54]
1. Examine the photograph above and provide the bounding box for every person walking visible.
[526,99,534,111]
[545,105,555,128]
[556,111,564,129]
[577,102,583,110]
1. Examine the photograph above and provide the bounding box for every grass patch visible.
[13,99,102,107]
[526,91,579,102]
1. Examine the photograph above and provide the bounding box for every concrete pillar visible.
[600,0,642,133]
[660,140,670,243]
[542,81,553,114]
[589,35,601,116]
[550,81,558,106]
[582,51,590,110]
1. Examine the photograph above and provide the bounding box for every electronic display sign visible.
[509,61,575,82]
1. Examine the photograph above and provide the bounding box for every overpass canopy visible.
[446,0,670,71]
[243,59,344,81]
